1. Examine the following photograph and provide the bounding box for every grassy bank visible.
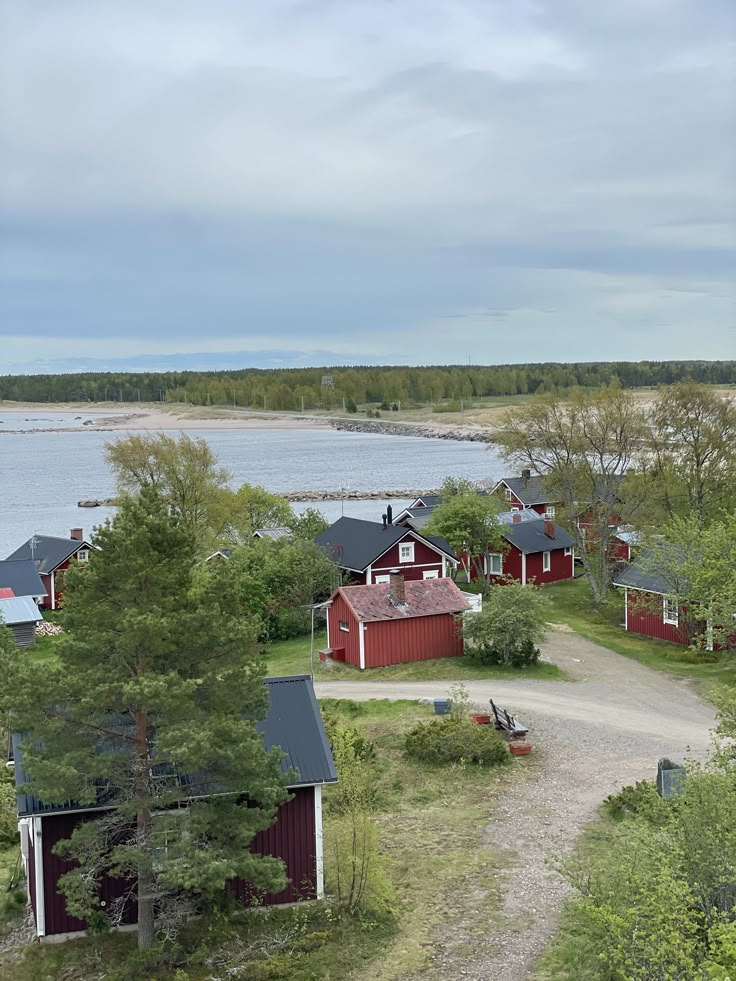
[2,699,515,980]
[264,630,564,681]
[544,578,736,693]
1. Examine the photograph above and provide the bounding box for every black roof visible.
[498,476,554,506]
[0,559,47,598]
[613,546,688,596]
[502,519,575,554]
[6,535,90,575]
[409,494,442,508]
[11,675,337,817]
[316,516,455,571]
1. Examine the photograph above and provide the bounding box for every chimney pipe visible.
[382,513,387,529]
[386,504,393,525]
[388,569,406,607]
[70,528,84,541]
[522,468,531,483]
[543,519,555,538]
[512,512,521,523]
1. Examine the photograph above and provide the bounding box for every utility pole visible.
[301,395,305,413]
[137,389,141,402]
[104,386,108,402]
[263,394,267,410]
[119,387,123,402]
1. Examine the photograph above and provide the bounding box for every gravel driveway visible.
[315,626,716,981]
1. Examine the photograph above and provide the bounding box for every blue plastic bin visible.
[434,698,451,716]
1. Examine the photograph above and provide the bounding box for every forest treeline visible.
[1,360,734,409]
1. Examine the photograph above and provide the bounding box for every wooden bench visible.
[489,699,528,738]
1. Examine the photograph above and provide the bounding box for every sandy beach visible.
[0,402,330,431]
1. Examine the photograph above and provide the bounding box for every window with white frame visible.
[505,486,513,501]
[423,570,439,579]
[399,542,415,563]
[663,597,679,626]
[564,546,572,557]
[544,506,556,519]
[374,575,390,584]
[77,549,89,562]
[486,553,503,575]
[542,551,551,573]
[339,620,350,632]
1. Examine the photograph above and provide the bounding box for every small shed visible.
[322,573,470,669]
[0,596,43,648]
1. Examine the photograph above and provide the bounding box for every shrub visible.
[322,712,376,764]
[405,719,510,767]
[463,581,549,666]
[604,780,670,824]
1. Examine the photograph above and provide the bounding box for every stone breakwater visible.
[281,489,436,502]
[329,419,494,442]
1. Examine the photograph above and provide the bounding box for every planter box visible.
[469,713,491,725]
[509,740,532,756]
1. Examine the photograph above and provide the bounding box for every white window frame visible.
[422,570,439,580]
[339,620,350,632]
[542,551,551,573]
[399,542,415,564]
[663,597,679,626]
[77,549,89,563]
[374,574,390,584]
[564,546,572,557]
[486,553,503,576]
[544,506,556,519]
[505,486,513,501]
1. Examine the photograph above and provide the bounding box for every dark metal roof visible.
[11,675,337,817]
[316,516,455,570]
[613,546,687,596]
[408,495,442,508]
[6,535,91,575]
[502,519,575,554]
[499,476,554,506]
[0,559,47,598]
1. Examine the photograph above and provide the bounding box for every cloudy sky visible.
[1,0,734,373]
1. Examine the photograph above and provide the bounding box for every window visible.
[374,575,390,584]
[399,542,415,563]
[511,505,522,512]
[77,549,89,563]
[564,546,572,557]
[486,553,503,575]
[339,620,350,632]
[423,570,439,580]
[544,506,556,519]
[663,597,679,626]
[542,551,551,573]
[505,486,513,501]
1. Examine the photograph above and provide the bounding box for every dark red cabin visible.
[6,529,94,610]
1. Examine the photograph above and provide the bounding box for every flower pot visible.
[509,740,532,756]
[469,713,491,725]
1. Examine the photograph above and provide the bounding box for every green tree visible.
[0,490,289,949]
[493,384,648,605]
[290,507,329,541]
[220,483,295,545]
[463,580,550,666]
[423,492,504,594]
[105,433,231,548]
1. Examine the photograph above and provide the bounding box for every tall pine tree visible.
[1,489,289,948]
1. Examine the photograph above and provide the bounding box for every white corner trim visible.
[521,552,527,586]
[50,571,55,611]
[325,604,330,647]
[365,564,372,583]
[34,816,46,937]
[359,622,366,671]
[624,588,628,631]
[314,785,324,899]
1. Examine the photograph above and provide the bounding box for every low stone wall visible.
[281,489,436,502]
[330,419,493,442]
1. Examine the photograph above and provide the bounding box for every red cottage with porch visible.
[6,529,94,611]
[322,573,470,669]
[12,676,337,941]
[491,473,560,517]
[316,514,456,585]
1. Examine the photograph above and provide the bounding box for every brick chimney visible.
[70,528,84,541]
[388,569,406,607]
[543,519,555,538]
[512,512,522,523]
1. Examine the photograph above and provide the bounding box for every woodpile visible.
[36,620,63,637]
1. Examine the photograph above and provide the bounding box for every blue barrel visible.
[434,698,451,716]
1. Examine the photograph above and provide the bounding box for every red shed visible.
[12,676,337,941]
[322,573,470,669]
[316,515,456,585]
[6,530,94,610]
[613,551,690,646]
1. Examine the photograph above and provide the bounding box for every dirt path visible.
[315,627,715,980]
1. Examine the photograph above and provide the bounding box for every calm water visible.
[0,417,504,554]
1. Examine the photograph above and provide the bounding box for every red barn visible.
[6,529,94,610]
[316,515,456,585]
[11,676,337,941]
[322,573,470,669]
[491,472,560,517]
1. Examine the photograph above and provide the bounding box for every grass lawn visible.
[2,699,517,980]
[264,630,565,681]
[544,578,736,695]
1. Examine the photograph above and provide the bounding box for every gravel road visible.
[315,626,716,981]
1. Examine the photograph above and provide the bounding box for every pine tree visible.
[1,489,289,948]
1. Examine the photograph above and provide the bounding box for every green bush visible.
[321,712,376,764]
[604,780,670,824]
[405,719,510,767]
[467,638,541,668]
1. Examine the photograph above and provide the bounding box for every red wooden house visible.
[11,676,337,941]
[322,572,470,669]
[491,472,560,517]
[483,513,576,585]
[613,552,690,645]
[6,529,94,611]
[316,514,456,585]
